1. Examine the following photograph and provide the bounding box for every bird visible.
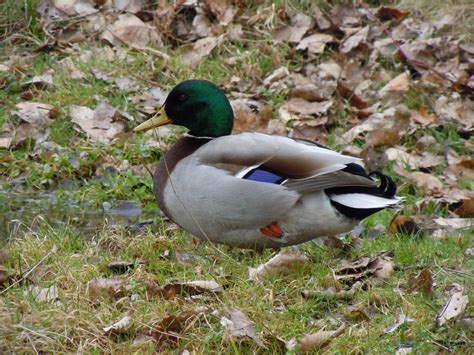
[134,80,402,249]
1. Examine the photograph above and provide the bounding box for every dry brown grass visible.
[396,0,474,41]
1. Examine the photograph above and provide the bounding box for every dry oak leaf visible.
[220,308,264,347]
[394,166,443,195]
[26,285,60,303]
[231,99,273,133]
[274,13,313,43]
[87,276,125,301]
[296,33,335,54]
[454,197,474,218]
[313,6,331,30]
[103,314,133,334]
[379,72,411,101]
[263,66,289,86]
[249,249,310,281]
[340,107,409,146]
[299,323,345,352]
[11,102,56,126]
[204,0,237,26]
[70,103,129,145]
[377,6,409,21]
[411,105,438,126]
[155,280,223,300]
[389,215,420,235]
[434,218,474,230]
[437,291,469,326]
[407,269,433,296]
[102,14,163,49]
[340,26,369,53]
[181,35,224,67]
[279,98,333,121]
[148,309,206,349]
[335,251,394,281]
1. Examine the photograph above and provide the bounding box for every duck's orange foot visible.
[260,221,284,238]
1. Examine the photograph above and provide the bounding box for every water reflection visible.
[0,191,156,245]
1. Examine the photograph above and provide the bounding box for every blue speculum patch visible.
[243,167,286,184]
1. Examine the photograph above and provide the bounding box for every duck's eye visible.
[177,94,187,102]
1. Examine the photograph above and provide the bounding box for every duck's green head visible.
[134,80,234,137]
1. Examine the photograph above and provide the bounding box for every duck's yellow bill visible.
[133,106,172,133]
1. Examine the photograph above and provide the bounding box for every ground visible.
[0,0,473,353]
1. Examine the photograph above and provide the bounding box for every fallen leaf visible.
[26,285,59,303]
[434,218,474,230]
[11,102,56,126]
[379,72,411,104]
[103,314,133,333]
[302,281,363,300]
[70,103,129,144]
[377,7,409,21]
[296,34,335,54]
[102,14,163,49]
[181,35,224,67]
[132,86,168,114]
[299,323,345,352]
[57,57,86,80]
[113,0,144,12]
[313,7,331,30]
[437,291,469,326]
[263,66,289,86]
[274,14,313,43]
[407,269,433,296]
[340,107,409,146]
[385,148,424,170]
[249,249,310,281]
[335,251,394,282]
[205,0,237,26]
[290,123,328,145]
[87,277,125,301]
[394,169,443,194]
[21,69,54,90]
[91,69,113,83]
[115,77,138,91]
[454,197,474,217]
[336,81,369,110]
[220,308,264,347]
[389,215,420,235]
[384,314,415,334]
[149,309,206,349]
[279,98,333,120]
[395,343,414,354]
[340,26,369,53]
[231,99,273,133]
[411,106,437,126]
[153,280,223,300]
[433,96,473,129]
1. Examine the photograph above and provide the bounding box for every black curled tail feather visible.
[325,165,397,199]
[369,171,397,198]
[326,167,399,220]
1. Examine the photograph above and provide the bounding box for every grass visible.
[0,220,472,352]
[1,0,473,353]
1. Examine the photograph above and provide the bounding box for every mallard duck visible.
[134,80,401,249]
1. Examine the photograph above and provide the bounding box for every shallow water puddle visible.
[0,190,156,244]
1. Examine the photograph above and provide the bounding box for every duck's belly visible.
[163,181,357,249]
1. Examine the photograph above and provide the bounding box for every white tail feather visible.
[330,193,403,209]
